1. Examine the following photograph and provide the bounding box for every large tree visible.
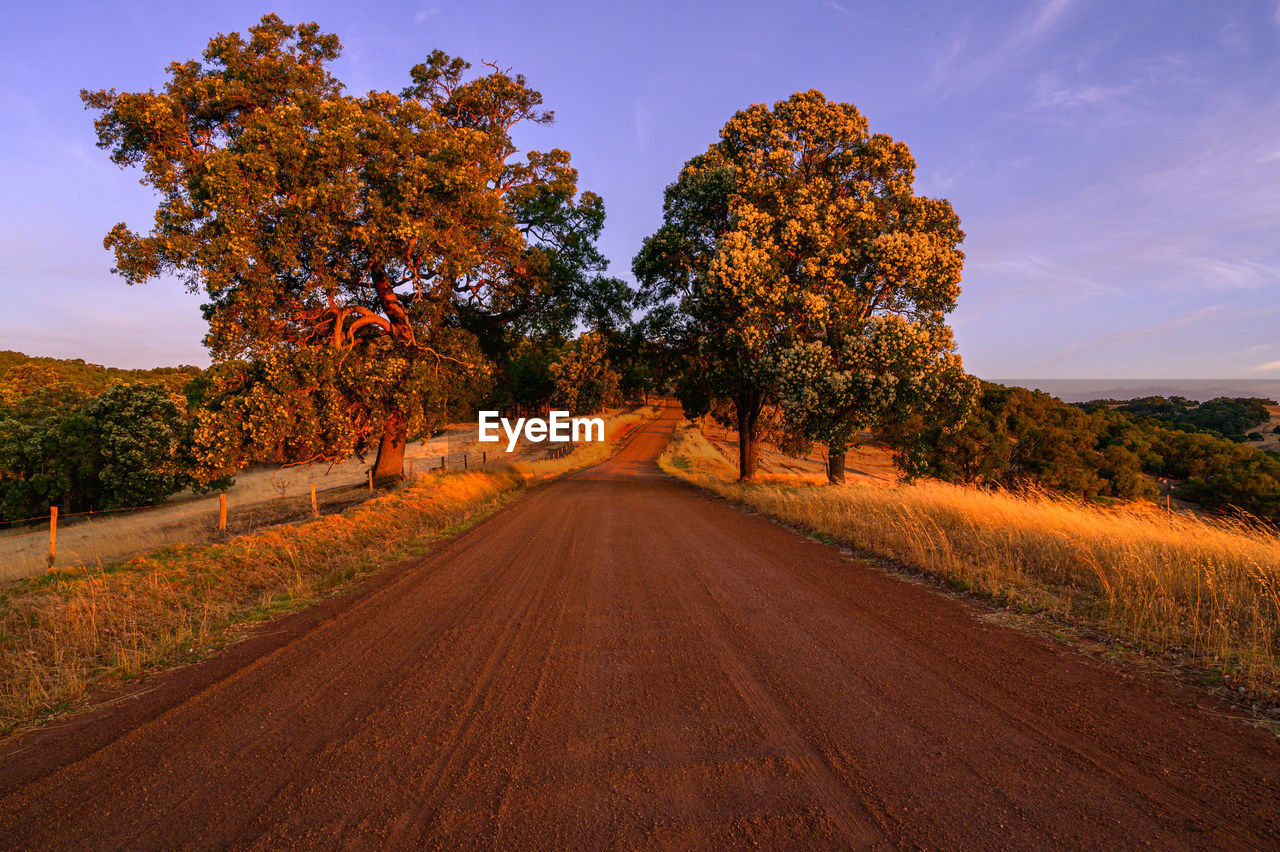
[635,90,974,481]
[84,15,615,481]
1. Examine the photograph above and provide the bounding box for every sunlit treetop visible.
[82,13,609,362]
[635,89,973,480]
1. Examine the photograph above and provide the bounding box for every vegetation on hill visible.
[0,384,205,519]
[0,350,201,424]
[880,382,1280,521]
[1096,395,1275,442]
[0,354,211,520]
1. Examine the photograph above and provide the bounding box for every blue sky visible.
[2,0,1278,378]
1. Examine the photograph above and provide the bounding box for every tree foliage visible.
[83,15,615,481]
[549,332,621,414]
[0,385,196,520]
[1112,396,1274,442]
[635,91,974,481]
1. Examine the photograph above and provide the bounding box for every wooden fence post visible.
[464,453,468,470]
[440,455,445,470]
[311,483,318,516]
[47,506,57,569]
[219,494,227,532]
[409,458,414,478]
[368,469,374,494]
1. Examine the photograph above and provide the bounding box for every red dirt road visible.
[2,404,1279,849]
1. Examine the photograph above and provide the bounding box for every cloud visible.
[822,1,855,19]
[414,7,440,25]
[1252,359,1280,373]
[1032,73,1133,109]
[1017,0,1076,50]
[633,101,650,148]
[964,252,1115,301]
[1051,305,1222,360]
[929,0,1079,95]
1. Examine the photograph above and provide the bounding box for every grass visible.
[0,467,527,735]
[660,418,1280,700]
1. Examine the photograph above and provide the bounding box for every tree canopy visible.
[83,14,619,481]
[635,90,974,481]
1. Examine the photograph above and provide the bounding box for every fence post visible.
[368,469,374,494]
[311,482,318,516]
[47,506,57,569]
[464,453,468,470]
[440,455,445,470]
[219,494,227,532]
[482,451,486,464]
[409,458,414,478]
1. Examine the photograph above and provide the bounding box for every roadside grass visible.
[0,467,528,735]
[660,418,1280,700]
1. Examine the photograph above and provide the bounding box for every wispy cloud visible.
[1017,0,1076,49]
[414,7,440,25]
[1032,72,1133,109]
[928,0,1080,95]
[633,101,650,148]
[1051,305,1222,361]
[822,0,855,19]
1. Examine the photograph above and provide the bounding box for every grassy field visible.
[661,418,1280,701]
[0,405,661,735]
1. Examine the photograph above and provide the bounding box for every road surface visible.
[2,404,1278,849]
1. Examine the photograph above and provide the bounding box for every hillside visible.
[0,351,202,418]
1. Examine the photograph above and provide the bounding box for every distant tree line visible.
[1076,395,1274,443]
[881,383,1280,521]
[0,356,209,518]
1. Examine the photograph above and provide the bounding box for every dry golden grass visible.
[0,467,524,734]
[661,419,1280,696]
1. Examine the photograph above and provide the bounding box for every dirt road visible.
[2,404,1279,849]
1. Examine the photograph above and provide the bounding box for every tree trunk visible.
[826,445,847,485]
[372,418,406,484]
[736,395,761,481]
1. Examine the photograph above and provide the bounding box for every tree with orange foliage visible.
[636,90,974,481]
[84,15,615,482]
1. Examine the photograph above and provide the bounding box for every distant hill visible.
[0,351,203,416]
[995,379,1280,405]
